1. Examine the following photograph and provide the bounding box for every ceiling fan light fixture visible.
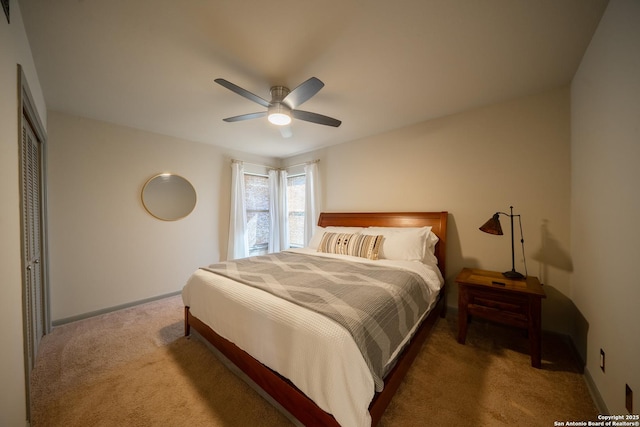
[267,103,292,126]
[268,112,291,126]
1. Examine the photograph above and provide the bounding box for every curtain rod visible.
[284,159,320,169]
[230,159,273,169]
[231,159,319,170]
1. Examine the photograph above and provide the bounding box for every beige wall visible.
[47,111,277,321]
[0,2,46,425]
[287,87,573,334]
[571,0,639,414]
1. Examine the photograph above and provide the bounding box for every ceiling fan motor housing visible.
[268,86,292,125]
[270,86,290,103]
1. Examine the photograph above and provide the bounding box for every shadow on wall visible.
[531,219,576,334]
[541,285,590,369]
[532,219,573,272]
[531,219,589,367]
[440,214,464,308]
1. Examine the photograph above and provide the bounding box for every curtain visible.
[268,169,289,252]
[303,162,321,246]
[227,161,249,259]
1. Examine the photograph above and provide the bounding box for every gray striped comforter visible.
[201,251,431,391]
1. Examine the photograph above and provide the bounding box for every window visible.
[242,168,308,255]
[244,173,270,256]
[287,174,306,247]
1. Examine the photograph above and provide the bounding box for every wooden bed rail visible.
[185,306,341,426]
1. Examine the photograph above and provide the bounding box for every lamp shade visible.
[479,213,503,235]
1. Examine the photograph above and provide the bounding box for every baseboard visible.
[51,290,182,327]
[584,367,609,415]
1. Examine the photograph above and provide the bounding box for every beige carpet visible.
[31,295,598,426]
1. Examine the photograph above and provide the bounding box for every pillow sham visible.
[361,226,433,262]
[317,232,383,260]
[307,226,366,249]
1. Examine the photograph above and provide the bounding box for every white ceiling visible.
[19,0,608,159]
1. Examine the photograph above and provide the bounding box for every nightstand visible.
[456,268,546,368]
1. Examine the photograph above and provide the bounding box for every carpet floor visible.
[30,295,598,426]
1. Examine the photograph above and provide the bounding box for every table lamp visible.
[479,206,526,279]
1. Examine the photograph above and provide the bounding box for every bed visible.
[183,211,448,426]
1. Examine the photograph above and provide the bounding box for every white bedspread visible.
[181,248,443,427]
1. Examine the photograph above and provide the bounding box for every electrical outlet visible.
[626,384,633,413]
[600,349,605,372]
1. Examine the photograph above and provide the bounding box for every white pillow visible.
[307,226,365,249]
[424,231,439,265]
[361,226,432,262]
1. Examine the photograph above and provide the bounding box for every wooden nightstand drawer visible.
[467,289,528,313]
[467,303,528,328]
[465,288,529,327]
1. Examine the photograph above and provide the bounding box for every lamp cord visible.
[518,215,528,277]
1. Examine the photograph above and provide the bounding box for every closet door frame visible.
[18,64,50,421]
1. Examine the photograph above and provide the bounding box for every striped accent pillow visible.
[317,232,383,260]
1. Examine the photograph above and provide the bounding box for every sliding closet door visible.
[19,65,49,421]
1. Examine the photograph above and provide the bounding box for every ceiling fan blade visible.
[222,111,267,122]
[292,109,341,127]
[282,77,324,109]
[215,78,270,108]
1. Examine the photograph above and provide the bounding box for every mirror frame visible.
[141,173,197,221]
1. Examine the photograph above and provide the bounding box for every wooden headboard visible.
[317,211,448,276]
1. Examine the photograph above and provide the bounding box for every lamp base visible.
[503,270,525,280]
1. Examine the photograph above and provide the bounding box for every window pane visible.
[287,175,305,247]
[246,211,269,256]
[244,175,269,210]
[244,174,269,256]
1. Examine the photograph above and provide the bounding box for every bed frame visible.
[185,211,448,426]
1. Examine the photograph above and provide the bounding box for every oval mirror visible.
[142,174,197,221]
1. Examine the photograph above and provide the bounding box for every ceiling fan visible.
[214,77,342,131]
